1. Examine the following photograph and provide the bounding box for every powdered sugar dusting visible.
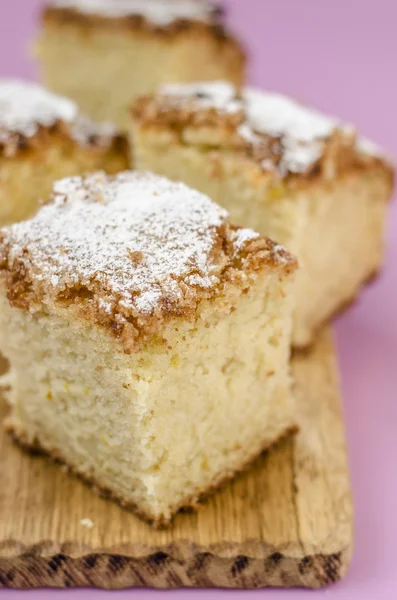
[231,228,259,255]
[243,87,335,143]
[160,81,374,175]
[70,114,119,146]
[3,171,231,316]
[0,79,77,140]
[0,79,120,151]
[356,136,384,158]
[270,244,291,265]
[162,81,240,113]
[51,0,217,25]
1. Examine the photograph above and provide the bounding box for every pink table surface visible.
[1,0,396,598]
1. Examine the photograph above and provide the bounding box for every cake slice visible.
[0,79,129,226]
[35,0,245,129]
[131,81,395,347]
[0,171,298,526]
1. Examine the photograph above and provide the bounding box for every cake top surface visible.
[133,81,389,178]
[0,79,121,156]
[48,0,219,26]
[0,171,296,351]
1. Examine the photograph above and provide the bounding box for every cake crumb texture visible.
[0,255,296,524]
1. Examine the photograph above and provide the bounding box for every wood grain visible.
[0,328,353,589]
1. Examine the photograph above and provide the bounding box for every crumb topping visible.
[231,228,259,255]
[0,79,121,156]
[0,171,296,351]
[159,82,338,174]
[0,79,77,137]
[133,81,390,178]
[49,0,219,25]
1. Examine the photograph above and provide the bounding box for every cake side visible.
[0,263,296,525]
[0,171,297,353]
[293,170,391,345]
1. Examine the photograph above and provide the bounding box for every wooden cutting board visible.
[0,328,353,590]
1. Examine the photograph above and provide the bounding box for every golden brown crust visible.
[0,228,297,353]
[0,79,129,159]
[41,5,246,91]
[42,3,245,55]
[7,421,298,528]
[131,90,394,188]
[0,117,129,160]
[76,232,296,354]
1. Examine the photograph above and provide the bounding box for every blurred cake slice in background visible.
[0,79,129,226]
[131,81,394,347]
[0,170,297,525]
[35,0,245,129]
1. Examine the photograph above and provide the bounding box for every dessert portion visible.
[0,171,298,526]
[35,0,245,129]
[0,79,129,226]
[131,81,394,347]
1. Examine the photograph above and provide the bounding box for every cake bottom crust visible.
[6,421,298,529]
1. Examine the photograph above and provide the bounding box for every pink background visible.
[1,0,396,597]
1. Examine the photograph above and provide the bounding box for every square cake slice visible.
[0,171,297,526]
[0,79,129,226]
[131,81,395,347]
[35,0,245,129]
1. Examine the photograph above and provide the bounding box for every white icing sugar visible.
[0,79,120,150]
[3,171,231,316]
[162,81,241,113]
[357,136,383,157]
[51,0,217,25]
[280,137,324,175]
[0,79,77,139]
[270,244,290,264]
[70,115,118,146]
[160,81,358,174]
[231,228,259,255]
[243,87,335,143]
